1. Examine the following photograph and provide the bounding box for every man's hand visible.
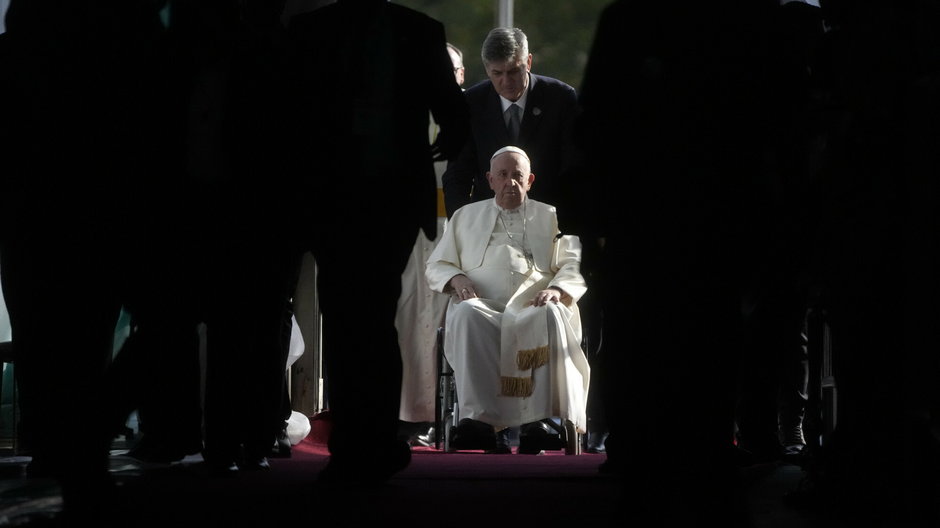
[530,288,561,307]
[449,275,477,302]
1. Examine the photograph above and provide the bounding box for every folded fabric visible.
[500,305,549,397]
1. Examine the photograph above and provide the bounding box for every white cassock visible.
[395,217,449,423]
[425,198,590,433]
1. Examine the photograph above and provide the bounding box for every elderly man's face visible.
[484,53,531,102]
[487,151,534,209]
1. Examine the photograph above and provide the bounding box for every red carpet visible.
[91,413,621,527]
[0,412,838,527]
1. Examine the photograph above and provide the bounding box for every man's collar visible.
[499,73,531,113]
[493,197,526,213]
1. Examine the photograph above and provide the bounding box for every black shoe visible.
[206,460,240,478]
[486,428,513,454]
[450,418,496,451]
[203,446,242,478]
[127,437,202,464]
[518,420,563,454]
[240,456,271,471]
[584,431,608,454]
[411,426,435,448]
[399,421,436,448]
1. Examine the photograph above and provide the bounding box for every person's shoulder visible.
[387,3,444,28]
[456,199,491,215]
[527,199,557,214]
[529,75,578,113]
[531,73,576,94]
[464,79,494,99]
[463,80,496,109]
[387,2,437,19]
[450,200,491,222]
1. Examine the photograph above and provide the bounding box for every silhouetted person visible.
[734,0,827,467]
[286,0,469,484]
[396,41,467,447]
[102,0,205,462]
[107,280,204,464]
[186,0,304,476]
[575,1,778,525]
[0,0,172,520]
[96,1,303,477]
[782,1,940,524]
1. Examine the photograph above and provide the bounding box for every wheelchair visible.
[434,326,581,455]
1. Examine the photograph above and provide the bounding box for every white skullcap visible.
[490,145,530,163]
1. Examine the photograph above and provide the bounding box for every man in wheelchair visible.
[426,146,589,454]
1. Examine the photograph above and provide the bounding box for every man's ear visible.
[526,53,533,72]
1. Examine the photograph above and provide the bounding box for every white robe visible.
[395,217,449,423]
[425,198,590,433]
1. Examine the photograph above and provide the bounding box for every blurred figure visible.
[575,1,777,525]
[104,1,206,458]
[107,0,304,476]
[286,0,469,484]
[186,0,303,476]
[782,1,940,524]
[396,41,467,448]
[734,0,827,467]
[0,0,172,519]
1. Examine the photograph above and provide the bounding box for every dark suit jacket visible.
[441,72,579,219]
[284,0,471,456]
[287,0,470,243]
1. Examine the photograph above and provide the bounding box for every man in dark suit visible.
[0,0,174,519]
[286,0,469,484]
[574,0,777,524]
[441,27,579,221]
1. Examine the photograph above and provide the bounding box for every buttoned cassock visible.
[425,198,590,432]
